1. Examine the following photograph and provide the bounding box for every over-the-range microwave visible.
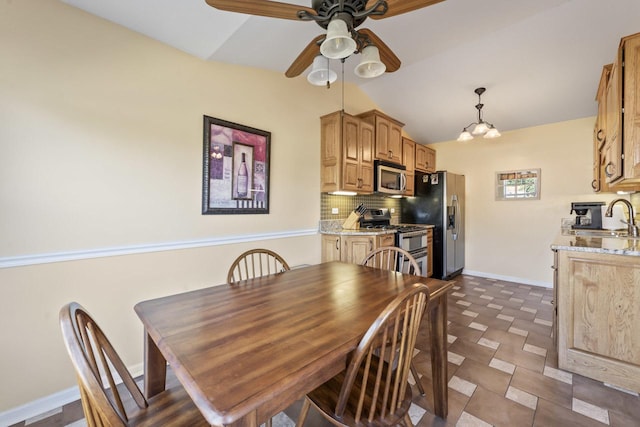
[374,160,407,196]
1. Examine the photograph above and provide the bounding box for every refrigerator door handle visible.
[451,195,459,240]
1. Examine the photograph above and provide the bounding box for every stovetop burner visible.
[359,208,425,234]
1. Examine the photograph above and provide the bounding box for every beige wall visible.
[431,118,626,286]
[0,0,379,412]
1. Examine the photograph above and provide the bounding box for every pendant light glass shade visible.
[456,130,473,142]
[307,55,337,86]
[354,45,386,78]
[484,126,501,139]
[471,121,489,135]
[320,18,356,59]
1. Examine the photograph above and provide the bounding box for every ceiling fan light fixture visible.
[307,55,337,86]
[354,45,386,78]
[320,17,356,59]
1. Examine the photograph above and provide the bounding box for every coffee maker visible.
[570,202,605,229]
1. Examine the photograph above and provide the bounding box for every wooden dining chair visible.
[227,248,290,284]
[296,283,430,427]
[361,246,426,396]
[59,302,209,427]
[361,246,421,276]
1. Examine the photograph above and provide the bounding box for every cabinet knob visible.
[335,238,339,251]
[591,179,597,190]
[604,161,615,178]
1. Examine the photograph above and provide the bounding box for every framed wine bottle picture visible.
[202,115,270,214]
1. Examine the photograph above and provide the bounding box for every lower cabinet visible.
[426,228,433,278]
[321,233,395,264]
[557,249,640,392]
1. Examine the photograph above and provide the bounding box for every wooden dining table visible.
[135,261,454,426]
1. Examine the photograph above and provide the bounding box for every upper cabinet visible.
[415,144,436,173]
[402,137,416,196]
[357,110,404,164]
[594,32,640,191]
[320,111,374,194]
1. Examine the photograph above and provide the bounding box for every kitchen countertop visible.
[551,231,640,256]
[319,220,434,236]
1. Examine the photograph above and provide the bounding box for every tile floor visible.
[11,274,640,427]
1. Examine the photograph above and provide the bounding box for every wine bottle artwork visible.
[202,115,269,214]
[237,152,248,198]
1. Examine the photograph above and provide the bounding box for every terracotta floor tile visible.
[533,398,607,427]
[511,366,574,410]
[454,357,512,396]
[572,374,640,421]
[494,341,546,373]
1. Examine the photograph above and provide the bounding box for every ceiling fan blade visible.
[286,35,324,78]
[367,0,445,19]
[358,28,400,73]
[205,0,316,20]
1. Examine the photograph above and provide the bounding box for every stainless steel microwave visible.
[374,160,407,195]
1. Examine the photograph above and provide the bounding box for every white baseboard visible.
[0,364,143,426]
[462,269,552,289]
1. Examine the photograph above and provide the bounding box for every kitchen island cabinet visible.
[552,234,640,392]
[321,111,374,194]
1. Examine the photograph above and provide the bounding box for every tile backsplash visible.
[320,194,401,223]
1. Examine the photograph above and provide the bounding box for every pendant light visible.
[354,45,386,78]
[320,16,356,59]
[457,87,501,142]
[307,55,337,87]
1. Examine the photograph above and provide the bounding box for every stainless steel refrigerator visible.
[400,171,465,280]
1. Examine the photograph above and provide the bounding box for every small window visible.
[495,169,541,200]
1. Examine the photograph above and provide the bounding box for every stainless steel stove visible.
[359,208,428,276]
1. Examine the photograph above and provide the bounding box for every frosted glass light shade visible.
[307,55,337,86]
[320,18,356,59]
[354,45,386,78]
[484,126,501,139]
[457,130,473,142]
[472,121,489,135]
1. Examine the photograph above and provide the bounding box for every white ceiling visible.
[60,0,640,143]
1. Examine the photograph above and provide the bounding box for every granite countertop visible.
[551,231,640,256]
[319,220,434,236]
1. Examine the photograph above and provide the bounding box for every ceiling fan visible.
[204,0,445,80]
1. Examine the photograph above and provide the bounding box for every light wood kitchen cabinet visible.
[357,110,404,164]
[415,144,436,173]
[557,249,640,392]
[592,64,611,192]
[426,228,433,278]
[321,233,395,264]
[594,32,640,190]
[321,111,374,194]
[402,137,415,196]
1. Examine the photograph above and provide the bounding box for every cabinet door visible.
[605,60,623,183]
[403,138,416,197]
[342,236,374,264]
[377,234,395,248]
[375,118,391,160]
[415,144,435,172]
[321,235,341,263]
[388,122,403,164]
[320,112,341,192]
[623,35,640,179]
[359,121,375,193]
[426,229,433,278]
[557,250,640,392]
[342,115,361,191]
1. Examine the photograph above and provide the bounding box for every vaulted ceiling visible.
[61,0,640,143]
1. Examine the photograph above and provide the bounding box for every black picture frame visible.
[202,115,270,214]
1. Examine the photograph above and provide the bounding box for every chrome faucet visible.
[605,198,639,237]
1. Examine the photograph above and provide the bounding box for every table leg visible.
[143,330,166,398]
[429,297,448,418]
